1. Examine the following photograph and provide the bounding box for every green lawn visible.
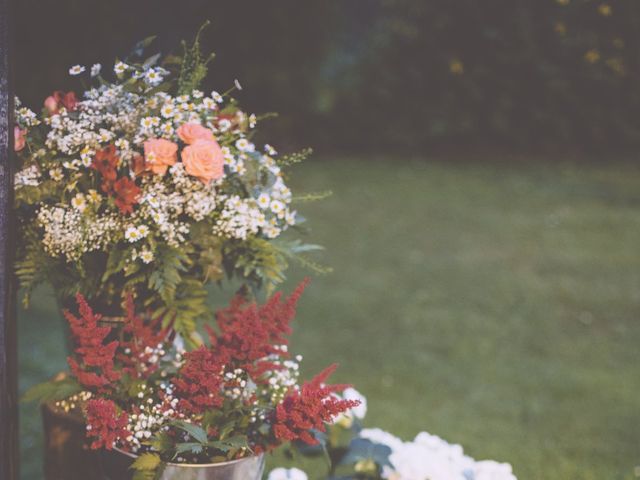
[18,157,640,479]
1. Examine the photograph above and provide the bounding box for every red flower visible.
[44,90,78,115]
[271,364,359,446]
[209,279,309,380]
[65,294,120,392]
[173,347,227,415]
[113,177,141,214]
[92,145,119,192]
[117,294,169,379]
[61,91,78,111]
[85,398,129,450]
[131,154,147,177]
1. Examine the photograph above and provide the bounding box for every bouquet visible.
[13,26,324,339]
[29,281,360,478]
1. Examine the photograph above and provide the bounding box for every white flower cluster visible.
[37,206,120,261]
[14,165,40,188]
[213,195,265,240]
[359,429,517,480]
[15,103,40,127]
[46,85,143,156]
[123,382,181,453]
[260,350,302,405]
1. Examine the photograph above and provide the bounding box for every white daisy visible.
[257,193,271,209]
[137,225,150,238]
[49,168,64,181]
[125,226,142,242]
[139,249,154,264]
[202,98,216,109]
[90,63,102,77]
[235,138,255,152]
[71,194,86,212]
[270,199,285,214]
[160,103,176,118]
[211,91,224,103]
[114,61,129,75]
[69,65,85,76]
[144,68,163,86]
[265,144,277,156]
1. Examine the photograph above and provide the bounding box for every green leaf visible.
[22,378,82,404]
[175,442,203,455]
[149,431,174,452]
[131,452,161,471]
[177,21,216,95]
[208,435,249,452]
[172,420,208,444]
[339,438,392,468]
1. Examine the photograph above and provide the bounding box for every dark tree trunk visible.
[0,0,18,478]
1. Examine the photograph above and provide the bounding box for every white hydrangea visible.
[359,429,517,480]
[343,387,367,419]
[267,468,308,480]
[359,428,404,451]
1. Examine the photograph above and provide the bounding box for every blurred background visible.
[15,1,640,479]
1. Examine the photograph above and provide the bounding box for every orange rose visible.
[14,126,26,152]
[181,139,225,184]
[144,138,178,175]
[177,122,215,144]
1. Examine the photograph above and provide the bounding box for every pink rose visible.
[44,95,59,114]
[177,122,215,144]
[143,138,178,175]
[14,126,26,152]
[181,139,225,184]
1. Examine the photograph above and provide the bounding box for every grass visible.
[18,157,640,479]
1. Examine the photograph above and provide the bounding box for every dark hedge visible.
[14,0,640,153]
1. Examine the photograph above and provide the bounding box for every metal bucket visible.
[101,448,265,480]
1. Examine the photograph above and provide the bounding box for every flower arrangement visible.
[13,26,324,339]
[28,281,359,478]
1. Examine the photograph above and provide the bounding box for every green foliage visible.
[177,21,216,95]
[22,377,82,404]
[169,417,250,465]
[292,191,333,204]
[277,148,313,168]
[172,421,208,444]
[131,452,164,480]
[148,246,191,304]
[15,232,50,307]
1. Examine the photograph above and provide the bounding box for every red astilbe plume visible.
[85,398,129,450]
[66,293,120,392]
[271,364,360,446]
[210,279,309,380]
[117,294,170,379]
[173,346,227,415]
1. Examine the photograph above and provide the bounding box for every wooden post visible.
[0,0,17,477]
